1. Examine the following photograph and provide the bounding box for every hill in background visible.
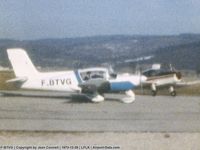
[0,34,200,72]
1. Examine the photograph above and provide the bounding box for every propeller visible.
[108,64,115,74]
[139,67,144,94]
[135,64,145,94]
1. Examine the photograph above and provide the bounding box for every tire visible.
[170,91,176,97]
[151,90,157,96]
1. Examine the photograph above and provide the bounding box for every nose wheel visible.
[151,84,157,96]
[151,90,157,96]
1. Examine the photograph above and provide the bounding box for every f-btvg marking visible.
[41,79,72,86]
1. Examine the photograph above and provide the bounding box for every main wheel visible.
[169,86,176,97]
[91,94,105,103]
[151,90,157,96]
[170,91,176,97]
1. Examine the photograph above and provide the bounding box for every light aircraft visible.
[141,64,182,96]
[5,48,147,103]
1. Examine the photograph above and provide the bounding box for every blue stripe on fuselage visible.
[74,70,82,84]
[110,81,135,91]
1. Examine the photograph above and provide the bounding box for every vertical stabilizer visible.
[7,48,38,77]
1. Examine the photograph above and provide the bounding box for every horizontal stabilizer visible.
[6,77,27,83]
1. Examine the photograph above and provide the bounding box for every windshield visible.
[80,70,107,81]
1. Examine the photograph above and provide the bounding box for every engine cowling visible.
[176,72,182,80]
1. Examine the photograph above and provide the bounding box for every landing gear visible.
[121,90,135,103]
[151,90,157,96]
[150,84,177,97]
[151,84,157,96]
[91,94,105,103]
[169,86,176,97]
[170,91,176,96]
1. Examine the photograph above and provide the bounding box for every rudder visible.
[7,48,38,77]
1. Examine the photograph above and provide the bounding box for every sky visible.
[0,0,200,40]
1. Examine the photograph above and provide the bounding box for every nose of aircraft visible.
[176,72,182,80]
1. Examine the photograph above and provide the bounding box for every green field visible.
[0,70,17,90]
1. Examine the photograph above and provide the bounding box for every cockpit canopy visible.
[78,68,110,82]
[142,64,177,77]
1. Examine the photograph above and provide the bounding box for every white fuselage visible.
[21,71,80,92]
[145,74,181,86]
[6,48,147,103]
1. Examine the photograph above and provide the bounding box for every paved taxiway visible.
[0,92,200,132]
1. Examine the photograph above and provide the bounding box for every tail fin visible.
[7,48,39,77]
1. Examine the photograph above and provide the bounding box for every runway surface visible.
[0,91,200,132]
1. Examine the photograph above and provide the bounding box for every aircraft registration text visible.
[41,79,72,86]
